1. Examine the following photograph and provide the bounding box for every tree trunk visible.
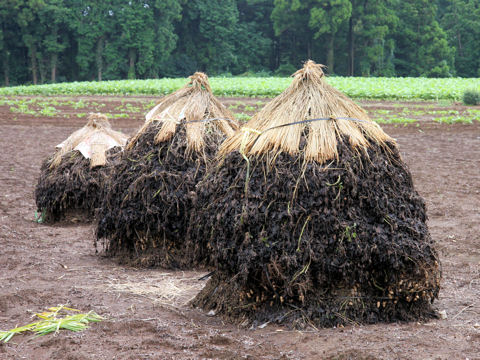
[128,48,136,79]
[348,16,354,76]
[30,44,38,85]
[327,33,335,74]
[292,32,296,65]
[96,36,104,81]
[457,32,463,57]
[2,54,9,86]
[50,26,59,83]
[453,5,463,57]
[307,38,312,59]
[274,39,280,69]
[39,56,46,84]
[51,53,57,83]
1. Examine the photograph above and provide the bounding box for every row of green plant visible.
[372,108,480,124]
[1,77,479,100]
[1,95,478,124]
[0,98,156,118]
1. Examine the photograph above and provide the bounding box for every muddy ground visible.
[0,97,479,359]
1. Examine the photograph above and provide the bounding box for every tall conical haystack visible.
[189,61,441,328]
[96,72,238,268]
[35,113,128,223]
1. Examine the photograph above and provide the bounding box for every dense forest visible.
[0,0,479,86]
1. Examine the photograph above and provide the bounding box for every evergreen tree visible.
[348,0,398,76]
[1,0,480,83]
[107,0,157,79]
[70,1,115,81]
[271,0,313,70]
[308,0,352,73]
[173,0,239,74]
[440,0,480,77]
[272,0,352,74]
[38,0,71,82]
[102,0,181,79]
[14,0,48,84]
[392,0,454,77]
[150,0,182,78]
[0,1,26,85]
[233,0,274,74]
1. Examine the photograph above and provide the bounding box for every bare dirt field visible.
[0,97,479,359]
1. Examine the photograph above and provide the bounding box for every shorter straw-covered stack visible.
[96,72,238,268]
[35,113,128,223]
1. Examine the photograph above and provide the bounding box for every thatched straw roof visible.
[52,113,128,168]
[221,60,393,163]
[127,72,238,154]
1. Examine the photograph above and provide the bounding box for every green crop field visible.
[1,77,479,100]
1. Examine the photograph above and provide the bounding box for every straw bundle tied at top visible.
[127,72,237,153]
[221,60,393,163]
[51,113,128,168]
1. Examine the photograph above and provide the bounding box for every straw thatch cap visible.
[221,60,393,163]
[52,113,128,168]
[127,72,238,154]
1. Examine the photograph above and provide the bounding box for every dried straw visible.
[221,60,393,163]
[127,72,238,153]
[106,272,204,307]
[50,113,128,168]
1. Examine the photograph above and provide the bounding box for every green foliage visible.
[174,0,239,75]
[0,0,480,84]
[235,112,251,122]
[440,0,480,78]
[271,0,353,72]
[1,76,479,101]
[308,0,352,37]
[271,0,313,68]
[463,89,480,105]
[423,61,452,78]
[231,0,274,74]
[393,0,454,77]
[274,63,296,76]
[351,0,399,76]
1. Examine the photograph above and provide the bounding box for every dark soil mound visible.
[96,122,225,268]
[190,137,441,328]
[35,148,120,223]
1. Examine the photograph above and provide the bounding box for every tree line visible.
[1,0,479,86]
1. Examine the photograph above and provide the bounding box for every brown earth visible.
[0,97,479,359]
